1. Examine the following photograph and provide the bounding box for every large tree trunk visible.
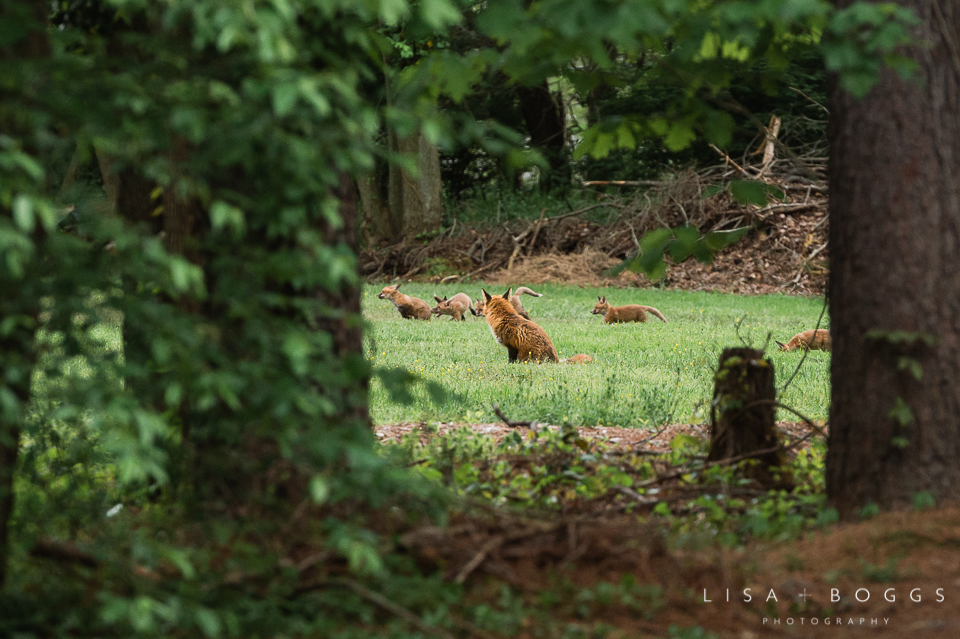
[826,0,960,518]
[0,0,49,589]
[387,131,444,240]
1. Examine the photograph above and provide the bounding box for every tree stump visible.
[708,348,791,488]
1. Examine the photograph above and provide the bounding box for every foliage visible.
[0,0,920,635]
[2,0,459,635]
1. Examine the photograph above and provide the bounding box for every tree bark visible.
[827,0,960,517]
[709,348,788,487]
[358,170,393,241]
[0,0,49,590]
[387,131,444,240]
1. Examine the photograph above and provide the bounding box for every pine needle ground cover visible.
[365,283,830,428]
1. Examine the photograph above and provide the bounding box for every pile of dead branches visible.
[361,127,829,295]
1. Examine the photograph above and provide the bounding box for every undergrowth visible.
[383,423,832,546]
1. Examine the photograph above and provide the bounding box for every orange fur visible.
[471,286,541,320]
[481,288,558,363]
[431,293,473,321]
[776,329,831,352]
[590,296,667,324]
[377,284,431,320]
[481,288,590,364]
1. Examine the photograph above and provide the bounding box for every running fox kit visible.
[776,329,831,352]
[431,293,474,321]
[377,284,432,320]
[481,288,591,364]
[472,286,541,320]
[591,296,667,324]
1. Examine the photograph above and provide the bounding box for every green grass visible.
[364,283,830,428]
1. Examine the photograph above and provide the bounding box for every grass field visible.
[365,283,831,428]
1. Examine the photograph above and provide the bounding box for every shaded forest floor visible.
[378,417,958,638]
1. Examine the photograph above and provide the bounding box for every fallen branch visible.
[635,444,783,488]
[582,180,670,187]
[30,539,99,568]
[326,578,457,639]
[492,404,538,429]
[454,535,504,584]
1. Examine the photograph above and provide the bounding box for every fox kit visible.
[481,288,591,364]
[377,284,432,320]
[591,296,667,324]
[776,329,831,352]
[472,286,541,320]
[431,293,474,321]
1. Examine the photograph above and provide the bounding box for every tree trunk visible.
[826,0,960,518]
[387,131,444,240]
[0,0,49,590]
[357,170,393,242]
[516,81,568,190]
[708,348,788,487]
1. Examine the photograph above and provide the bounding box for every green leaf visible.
[210,201,246,235]
[419,0,461,29]
[912,491,935,511]
[664,120,696,151]
[194,609,221,638]
[12,194,33,231]
[728,179,781,206]
[888,396,914,426]
[309,475,330,504]
[704,110,735,148]
[896,356,923,381]
[669,433,700,451]
[282,332,312,376]
[271,82,299,117]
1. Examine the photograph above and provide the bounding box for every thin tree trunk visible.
[358,171,392,241]
[163,138,200,258]
[516,81,568,190]
[826,0,960,517]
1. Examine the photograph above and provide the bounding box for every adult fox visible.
[377,284,431,320]
[591,296,667,324]
[481,288,591,364]
[471,286,542,320]
[776,329,831,352]
[431,293,474,321]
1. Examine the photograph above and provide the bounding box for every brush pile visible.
[361,140,828,295]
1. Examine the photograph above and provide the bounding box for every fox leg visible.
[507,346,519,363]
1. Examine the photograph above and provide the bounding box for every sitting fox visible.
[377,284,431,320]
[431,293,474,321]
[472,286,542,320]
[481,288,591,364]
[591,296,667,324]
[776,329,831,352]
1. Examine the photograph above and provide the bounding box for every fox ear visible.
[600,296,606,302]
[434,295,443,302]
[444,296,449,301]
[503,287,512,300]
[597,296,602,301]
[394,283,401,290]
[482,288,492,302]
[775,341,786,350]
